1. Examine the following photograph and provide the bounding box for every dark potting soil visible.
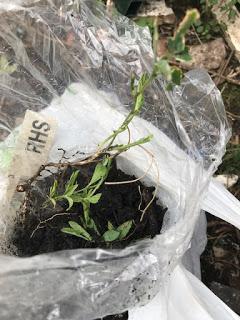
[13,159,167,255]
[96,311,129,320]
[11,159,167,320]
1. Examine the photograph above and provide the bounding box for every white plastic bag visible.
[0,1,237,319]
[130,265,240,320]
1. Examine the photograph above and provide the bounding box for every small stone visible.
[213,246,227,258]
[137,0,176,25]
[214,174,239,188]
[182,38,227,70]
[212,3,240,62]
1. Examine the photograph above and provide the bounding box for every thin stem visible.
[108,135,153,153]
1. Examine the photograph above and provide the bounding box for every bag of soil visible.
[0,1,232,319]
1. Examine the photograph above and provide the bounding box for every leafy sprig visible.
[158,9,200,89]
[45,71,157,243]
[43,10,200,243]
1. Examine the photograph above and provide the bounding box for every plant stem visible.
[109,135,153,153]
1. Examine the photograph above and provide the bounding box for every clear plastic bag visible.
[0,1,231,319]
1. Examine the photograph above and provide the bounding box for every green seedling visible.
[44,10,200,243]
[62,221,92,241]
[45,71,157,243]
[102,220,133,242]
[160,9,200,89]
[135,10,199,88]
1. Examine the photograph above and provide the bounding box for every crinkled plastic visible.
[0,1,231,319]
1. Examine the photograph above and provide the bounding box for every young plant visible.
[129,10,199,88]
[157,9,200,88]
[47,156,112,239]
[102,220,133,242]
[194,18,221,40]
[45,70,159,243]
[44,11,200,243]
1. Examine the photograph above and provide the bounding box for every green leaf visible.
[168,36,185,54]
[209,0,219,4]
[63,196,74,211]
[166,82,174,91]
[66,184,79,196]
[61,227,92,241]
[154,59,172,81]
[49,197,57,208]
[229,8,237,20]
[103,229,120,242]
[87,193,102,204]
[117,220,133,240]
[175,47,191,62]
[135,93,144,111]
[87,218,100,235]
[171,68,183,85]
[196,25,204,33]
[65,170,79,193]
[137,73,150,93]
[50,180,58,198]
[66,221,92,240]
[89,160,110,186]
[194,20,202,27]
[205,24,210,32]
[71,192,84,203]
[176,53,191,62]
[108,221,114,230]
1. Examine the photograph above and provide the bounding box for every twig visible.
[215,259,240,271]
[227,111,240,120]
[192,26,203,45]
[228,68,240,78]
[207,71,240,86]
[215,50,234,86]
[17,149,105,192]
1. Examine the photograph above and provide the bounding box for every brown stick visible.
[215,50,234,86]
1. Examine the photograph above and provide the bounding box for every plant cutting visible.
[13,64,167,254]
[11,8,199,256]
[13,6,199,254]
[0,0,229,320]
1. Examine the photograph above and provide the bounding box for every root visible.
[30,212,69,238]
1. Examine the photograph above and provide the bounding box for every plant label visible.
[6,110,57,206]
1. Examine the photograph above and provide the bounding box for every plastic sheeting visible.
[0,1,231,319]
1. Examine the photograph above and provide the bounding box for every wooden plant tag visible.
[6,110,57,203]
